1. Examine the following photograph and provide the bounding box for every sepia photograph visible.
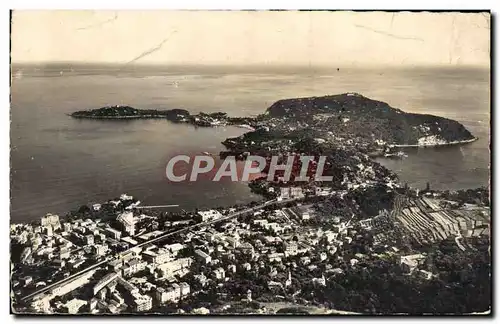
[9,9,491,315]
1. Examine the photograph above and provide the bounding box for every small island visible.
[70,105,256,128]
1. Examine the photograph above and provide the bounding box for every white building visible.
[197,210,223,222]
[164,243,185,255]
[179,282,190,298]
[132,293,152,312]
[116,211,136,236]
[59,247,71,259]
[93,272,119,295]
[400,254,427,273]
[268,253,284,263]
[121,236,139,246]
[142,248,172,265]
[253,219,268,227]
[300,256,311,265]
[155,287,169,304]
[22,276,33,286]
[194,249,212,264]
[312,274,326,287]
[41,213,61,231]
[172,283,181,300]
[105,227,121,240]
[63,223,72,233]
[323,231,338,242]
[285,271,292,287]
[51,270,97,297]
[122,259,147,277]
[225,236,240,248]
[315,187,332,196]
[85,234,94,245]
[227,264,237,273]
[156,258,193,278]
[117,277,139,295]
[63,298,87,314]
[290,187,305,199]
[212,267,225,280]
[278,187,291,201]
[120,194,134,201]
[92,244,109,256]
[30,295,51,313]
[44,226,53,237]
[283,241,298,256]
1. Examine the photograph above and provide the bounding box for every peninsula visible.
[221,93,477,159]
[70,105,255,128]
[71,94,477,150]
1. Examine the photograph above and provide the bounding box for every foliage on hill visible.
[348,183,396,218]
[302,237,490,314]
[262,93,475,146]
[438,187,490,206]
[71,105,191,120]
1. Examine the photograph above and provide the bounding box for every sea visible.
[10,64,490,223]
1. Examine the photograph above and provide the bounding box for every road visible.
[20,256,112,302]
[20,197,296,303]
[133,198,290,249]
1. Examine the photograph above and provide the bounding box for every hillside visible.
[260,93,475,146]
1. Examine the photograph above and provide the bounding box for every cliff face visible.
[263,93,475,146]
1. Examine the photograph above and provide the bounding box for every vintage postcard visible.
[10,10,491,315]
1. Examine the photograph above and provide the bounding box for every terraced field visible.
[395,197,490,245]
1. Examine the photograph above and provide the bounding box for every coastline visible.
[391,137,479,148]
[69,113,479,149]
[63,98,483,219]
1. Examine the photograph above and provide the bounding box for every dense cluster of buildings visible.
[10,189,357,314]
[10,186,490,314]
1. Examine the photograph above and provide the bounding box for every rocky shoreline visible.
[391,137,478,148]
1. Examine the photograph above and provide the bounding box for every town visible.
[10,181,490,314]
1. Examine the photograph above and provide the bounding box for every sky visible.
[11,10,490,67]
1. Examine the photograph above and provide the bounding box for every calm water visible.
[10,65,490,223]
